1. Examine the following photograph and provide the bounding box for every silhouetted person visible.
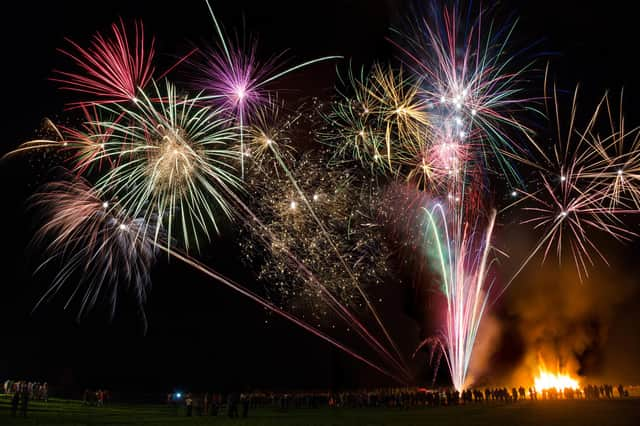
[241,393,250,418]
[185,394,193,416]
[211,393,219,416]
[11,390,20,416]
[227,392,239,418]
[20,386,29,417]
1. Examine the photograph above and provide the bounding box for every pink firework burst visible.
[52,19,155,108]
[196,41,282,117]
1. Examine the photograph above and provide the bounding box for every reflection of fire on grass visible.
[534,367,580,393]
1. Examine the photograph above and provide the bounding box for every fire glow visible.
[534,368,580,392]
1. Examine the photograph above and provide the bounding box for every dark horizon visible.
[2,0,640,398]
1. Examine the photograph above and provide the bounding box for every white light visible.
[471,109,477,116]
[455,103,462,110]
[359,130,365,137]
[374,154,380,160]
[290,201,297,210]
[462,89,468,97]
[440,96,446,103]
[119,223,128,230]
[511,191,517,197]
[455,117,463,126]
[102,201,109,209]
[63,142,68,146]
[459,131,466,138]
[99,143,105,149]
[312,194,319,201]
[364,108,369,113]
[617,169,623,175]
[235,87,246,100]
[266,138,274,145]
[176,393,182,399]
[561,175,566,182]
[132,97,140,103]
[560,211,567,217]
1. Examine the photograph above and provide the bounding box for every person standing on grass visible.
[11,388,20,416]
[20,383,29,417]
[185,393,193,416]
[227,391,239,418]
[241,392,250,418]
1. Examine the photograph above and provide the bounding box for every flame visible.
[534,367,580,392]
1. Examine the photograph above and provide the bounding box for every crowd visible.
[3,379,49,401]
[82,388,112,406]
[165,383,630,417]
[3,380,49,417]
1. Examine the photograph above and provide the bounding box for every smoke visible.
[466,312,502,387]
[486,244,640,386]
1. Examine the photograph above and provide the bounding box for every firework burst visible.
[319,64,430,176]
[52,19,155,108]
[511,87,640,282]
[393,2,537,185]
[31,178,156,326]
[92,80,242,251]
[195,0,341,177]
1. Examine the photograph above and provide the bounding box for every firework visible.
[8,0,640,394]
[92,80,242,251]
[509,88,640,283]
[392,2,537,186]
[243,98,299,173]
[195,0,341,177]
[420,204,497,390]
[31,178,156,326]
[241,152,390,314]
[319,64,429,176]
[52,19,155,108]
[239,148,413,381]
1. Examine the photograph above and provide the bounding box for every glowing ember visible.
[534,368,580,392]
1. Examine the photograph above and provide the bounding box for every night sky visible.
[1,0,639,399]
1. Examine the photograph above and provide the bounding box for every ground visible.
[1,396,640,426]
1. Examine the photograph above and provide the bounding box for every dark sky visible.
[1,0,639,398]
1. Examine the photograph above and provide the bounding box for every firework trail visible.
[420,204,497,390]
[161,246,407,384]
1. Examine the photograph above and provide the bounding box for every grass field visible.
[1,396,639,426]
